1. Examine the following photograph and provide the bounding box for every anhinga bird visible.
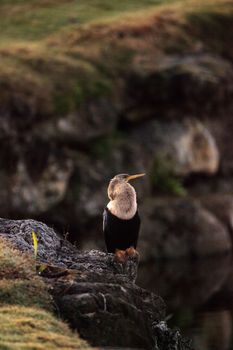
[103,173,145,262]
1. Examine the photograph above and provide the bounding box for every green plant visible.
[31,231,38,259]
[151,156,187,196]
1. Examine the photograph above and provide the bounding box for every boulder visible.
[195,310,232,350]
[139,198,232,259]
[124,53,233,121]
[131,118,219,176]
[42,97,118,144]
[0,136,73,216]
[200,194,233,236]
[138,255,231,309]
[0,218,190,350]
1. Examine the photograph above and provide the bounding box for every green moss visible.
[151,157,187,196]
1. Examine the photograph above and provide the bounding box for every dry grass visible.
[0,239,52,309]
[0,305,90,350]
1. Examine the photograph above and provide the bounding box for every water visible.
[137,254,233,350]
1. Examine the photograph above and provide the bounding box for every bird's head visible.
[107,173,145,200]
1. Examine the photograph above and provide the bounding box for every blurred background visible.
[0,0,233,349]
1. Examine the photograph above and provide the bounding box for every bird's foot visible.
[114,248,139,263]
[126,247,140,259]
[115,249,127,263]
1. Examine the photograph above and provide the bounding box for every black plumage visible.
[103,207,140,253]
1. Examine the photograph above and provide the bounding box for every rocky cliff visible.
[0,218,191,350]
[0,0,233,259]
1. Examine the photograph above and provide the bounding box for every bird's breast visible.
[107,198,137,220]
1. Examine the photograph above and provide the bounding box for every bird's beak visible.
[126,173,146,182]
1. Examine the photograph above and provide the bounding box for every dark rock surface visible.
[131,118,219,176]
[0,217,191,349]
[140,197,232,259]
[124,54,233,122]
[138,255,233,350]
[138,254,232,309]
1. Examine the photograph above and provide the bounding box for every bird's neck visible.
[107,184,137,220]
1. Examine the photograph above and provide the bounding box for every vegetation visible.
[0,239,90,350]
[0,306,89,350]
[0,0,180,43]
[151,157,187,196]
[0,239,51,310]
[0,0,230,43]
[0,0,232,120]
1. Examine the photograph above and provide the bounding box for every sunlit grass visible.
[0,0,178,42]
[0,305,90,350]
[0,0,232,119]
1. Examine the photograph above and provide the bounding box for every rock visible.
[131,119,219,176]
[153,321,192,350]
[200,194,233,235]
[139,198,232,259]
[195,310,232,350]
[138,256,233,350]
[42,97,118,144]
[0,135,73,216]
[0,217,190,350]
[0,218,61,260]
[53,278,162,348]
[124,53,233,121]
[11,156,73,215]
[138,255,231,309]
[218,269,233,310]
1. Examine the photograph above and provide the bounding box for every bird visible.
[103,173,145,262]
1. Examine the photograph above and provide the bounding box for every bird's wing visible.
[103,208,108,233]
